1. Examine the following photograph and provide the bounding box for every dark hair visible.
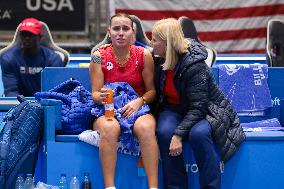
[109,13,133,28]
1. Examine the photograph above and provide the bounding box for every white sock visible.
[105,187,116,189]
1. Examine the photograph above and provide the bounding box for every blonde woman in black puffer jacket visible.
[152,18,245,189]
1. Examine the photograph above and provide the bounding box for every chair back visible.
[178,16,200,42]
[131,15,151,47]
[266,19,284,67]
[178,16,217,67]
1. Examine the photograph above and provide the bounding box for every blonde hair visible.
[152,18,189,70]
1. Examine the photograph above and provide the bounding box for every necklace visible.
[112,47,130,67]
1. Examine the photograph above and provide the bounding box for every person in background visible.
[0,17,64,97]
[152,18,245,189]
[89,13,158,189]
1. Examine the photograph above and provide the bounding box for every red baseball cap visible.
[19,18,42,35]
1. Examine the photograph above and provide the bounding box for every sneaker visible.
[78,130,100,147]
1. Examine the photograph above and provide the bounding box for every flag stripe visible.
[142,15,284,32]
[116,4,284,21]
[218,49,265,54]
[199,28,266,41]
[113,0,283,54]
[115,0,283,11]
[145,33,267,54]
[146,28,266,41]
[205,38,266,52]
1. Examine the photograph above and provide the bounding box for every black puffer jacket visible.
[155,39,245,162]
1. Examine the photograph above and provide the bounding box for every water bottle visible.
[82,172,91,189]
[103,85,114,118]
[15,174,25,189]
[70,175,80,189]
[58,173,68,189]
[24,174,34,189]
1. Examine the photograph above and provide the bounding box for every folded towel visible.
[242,118,284,132]
[242,118,281,128]
[243,127,284,132]
[218,63,272,113]
[0,112,6,123]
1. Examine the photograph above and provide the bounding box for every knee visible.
[189,121,211,143]
[134,121,156,141]
[156,112,181,144]
[156,127,172,143]
[99,122,120,143]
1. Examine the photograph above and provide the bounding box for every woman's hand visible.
[121,97,144,118]
[93,88,110,104]
[169,135,183,156]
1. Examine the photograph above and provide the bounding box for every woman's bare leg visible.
[94,116,120,188]
[134,114,158,188]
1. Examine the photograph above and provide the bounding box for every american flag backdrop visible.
[111,0,284,54]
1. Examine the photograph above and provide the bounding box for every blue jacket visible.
[0,44,64,97]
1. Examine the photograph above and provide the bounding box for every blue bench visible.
[35,67,284,189]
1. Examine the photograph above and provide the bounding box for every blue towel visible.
[242,118,281,128]
[0,112,6,123]
[91,82,150,156]
[242,118,283,132]
[243,127,284,132]
[218,64,272,113]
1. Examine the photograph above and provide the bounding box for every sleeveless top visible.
[98,45,145,96]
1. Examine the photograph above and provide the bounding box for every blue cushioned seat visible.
[34,67,284,189]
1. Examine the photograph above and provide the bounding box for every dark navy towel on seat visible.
[218,63,272,114]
